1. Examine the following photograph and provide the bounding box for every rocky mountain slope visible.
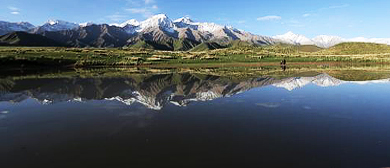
[0,14,277,50]
[0,21,35,35]
[0,31,65,46]
[1,14,389,49]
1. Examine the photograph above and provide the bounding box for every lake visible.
[1,66,390,168]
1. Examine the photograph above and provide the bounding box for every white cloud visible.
[318,4,350,11]
[11,11,20,15]
[126,7,155,17]
[303,13,311,17]
[8,6,21,15]
[8,6,19,11]
[144,0,155,4]
[124,0,158,18]
[238,20,246,24]
[257,15,281,21]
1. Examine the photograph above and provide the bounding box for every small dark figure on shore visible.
[280,59,286,65]
[281,65,287,71]
[280,59,287,71]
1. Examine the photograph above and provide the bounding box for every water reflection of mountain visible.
[1,73,389,110]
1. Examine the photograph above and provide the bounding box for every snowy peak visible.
[197,22,225,33]
[79,22,94,27]
[274,31,346,48]
[275,31,390,48]
[312,35,345,48]
[46,19,77,27]
[119,19,140,27]
[139,14,174,32]
[274,31,314,45]
[16,22,35,29]
[174,17,194,24]
[173,16,226,33]
[36,19,79,32]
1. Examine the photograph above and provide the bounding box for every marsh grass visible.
[2,42,390,68]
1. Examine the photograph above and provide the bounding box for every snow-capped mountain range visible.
[1,14,390,48]
[273,31,390,48]
[31,19,80,33]
[0,21,35,35]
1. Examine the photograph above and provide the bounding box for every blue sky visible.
[1,0,389,38]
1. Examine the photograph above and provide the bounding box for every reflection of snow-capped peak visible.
[170,90,223,107]
[312,74,344,87]
[273,77,313,91]
[273,74,344,91]
[3,73,390,111]
[195,91,222,101]
[105,96,136,106]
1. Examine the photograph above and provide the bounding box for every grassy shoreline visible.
[2,43,390,68]
[2,62,390,82]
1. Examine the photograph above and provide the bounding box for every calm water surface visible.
[1,70,390,168]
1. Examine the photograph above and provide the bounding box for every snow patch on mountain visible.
[79,22,94,27]
[35,19,79,32]
[0,21,35,35]
[139,14,175,33]
[312,35,345,48]
[273,31,314,45]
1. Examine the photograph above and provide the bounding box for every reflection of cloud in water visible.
[1,110,9,114]
[256,102,281,108]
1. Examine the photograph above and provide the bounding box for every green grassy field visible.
[1,42,390,68]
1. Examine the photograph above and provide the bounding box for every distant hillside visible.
[190,42,225,52]
[0,31,65,47]
[321,42,390,55]
[297,45,323,52]
[128,38,200,51]
[189,40,257,52]
[226,40,256,49]
[40,24,131,48]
